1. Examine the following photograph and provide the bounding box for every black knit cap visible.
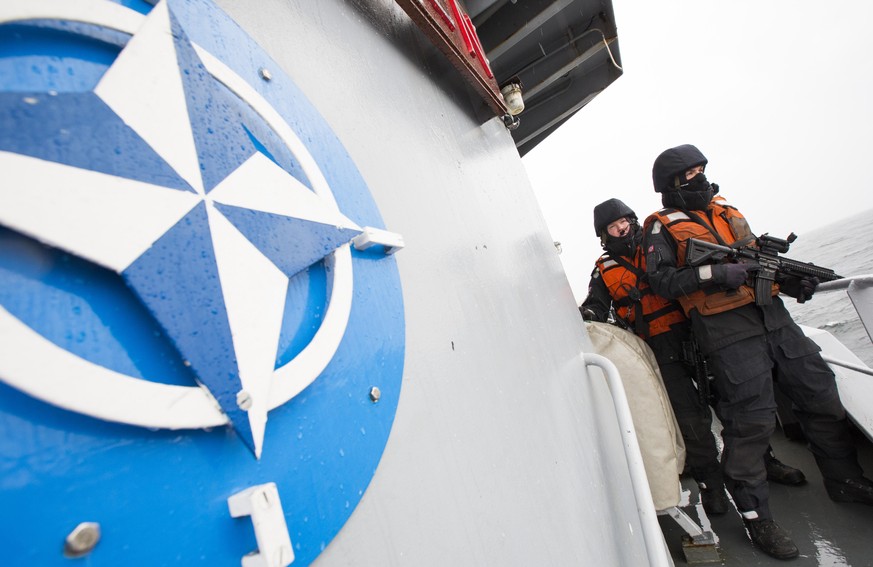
[652,144,708,192]
[593,198,636,236]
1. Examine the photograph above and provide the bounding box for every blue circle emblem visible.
[0,1,404,565]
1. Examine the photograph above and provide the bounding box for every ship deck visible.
[660,423,873,566]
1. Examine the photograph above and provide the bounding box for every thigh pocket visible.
[716,349,773,386]
[778,335,822,360]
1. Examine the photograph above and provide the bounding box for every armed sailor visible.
[581,198,804,519]
[643,144,873,560]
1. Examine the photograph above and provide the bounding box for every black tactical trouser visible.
[707,322,861,519]
[658,359,721,483]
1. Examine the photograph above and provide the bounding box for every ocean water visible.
[781,208,873,366]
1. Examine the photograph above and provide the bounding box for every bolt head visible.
[236,390,253,410]
[258,67,272,81]
[64,522,101,558]
[369,386,381,402]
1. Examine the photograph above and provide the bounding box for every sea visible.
[781,207,873,367]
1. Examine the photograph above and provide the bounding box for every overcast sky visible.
[523,1,873,302]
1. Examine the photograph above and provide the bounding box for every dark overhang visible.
[469,0,622,156]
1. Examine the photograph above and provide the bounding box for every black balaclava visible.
[652,144,715,211]
[604,221,642,258]
[593,198,641,258]
[661,173,714,210]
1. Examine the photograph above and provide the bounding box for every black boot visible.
[824,476,873,505]
[765,452,806,486]
[698,480,729,516]
[744,519,799,560]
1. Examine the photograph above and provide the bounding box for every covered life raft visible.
[586,322,687,510]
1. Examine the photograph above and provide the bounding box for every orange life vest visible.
[595,247,686,338]
[645,196,778,316]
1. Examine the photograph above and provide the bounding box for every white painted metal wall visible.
[217,0,656,564]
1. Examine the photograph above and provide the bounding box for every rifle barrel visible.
[778,256,842,281]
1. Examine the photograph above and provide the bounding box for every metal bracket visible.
[660,506,704,538]
[659,506,721,564]
[228,483,294,567]
[352,226,405,255]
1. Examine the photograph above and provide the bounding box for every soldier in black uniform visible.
[643,144,873,560]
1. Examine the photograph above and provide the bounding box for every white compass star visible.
[0,0,362,457]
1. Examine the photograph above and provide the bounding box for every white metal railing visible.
[820,354,873,377]
[816,273,873,294]
[582,352,672,567]
[816,274,873,341]
[812,274,873,376]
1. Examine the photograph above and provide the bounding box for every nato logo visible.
[0,0,404,565]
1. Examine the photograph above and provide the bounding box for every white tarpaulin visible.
[586,322,686,510]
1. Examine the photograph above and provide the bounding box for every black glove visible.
[778,275,819,303]
[711,262,754,289]
[580,306,597,321]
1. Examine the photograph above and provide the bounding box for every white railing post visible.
[582,352,672,567]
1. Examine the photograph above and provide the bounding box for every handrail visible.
[818,274,873,333]
[813,273,873,365]
[814,274,873,293]
[821,354,873,377]
[582,352,672,567]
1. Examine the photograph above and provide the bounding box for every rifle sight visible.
[757,232,797,255]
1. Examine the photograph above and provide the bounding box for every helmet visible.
[593,198,636,237]
[652,144,708,192]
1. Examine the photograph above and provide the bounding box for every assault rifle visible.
[686,233,842,306]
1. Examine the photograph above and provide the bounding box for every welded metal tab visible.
[228,484,294,567]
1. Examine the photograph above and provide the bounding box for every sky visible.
[522,1,873,302]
